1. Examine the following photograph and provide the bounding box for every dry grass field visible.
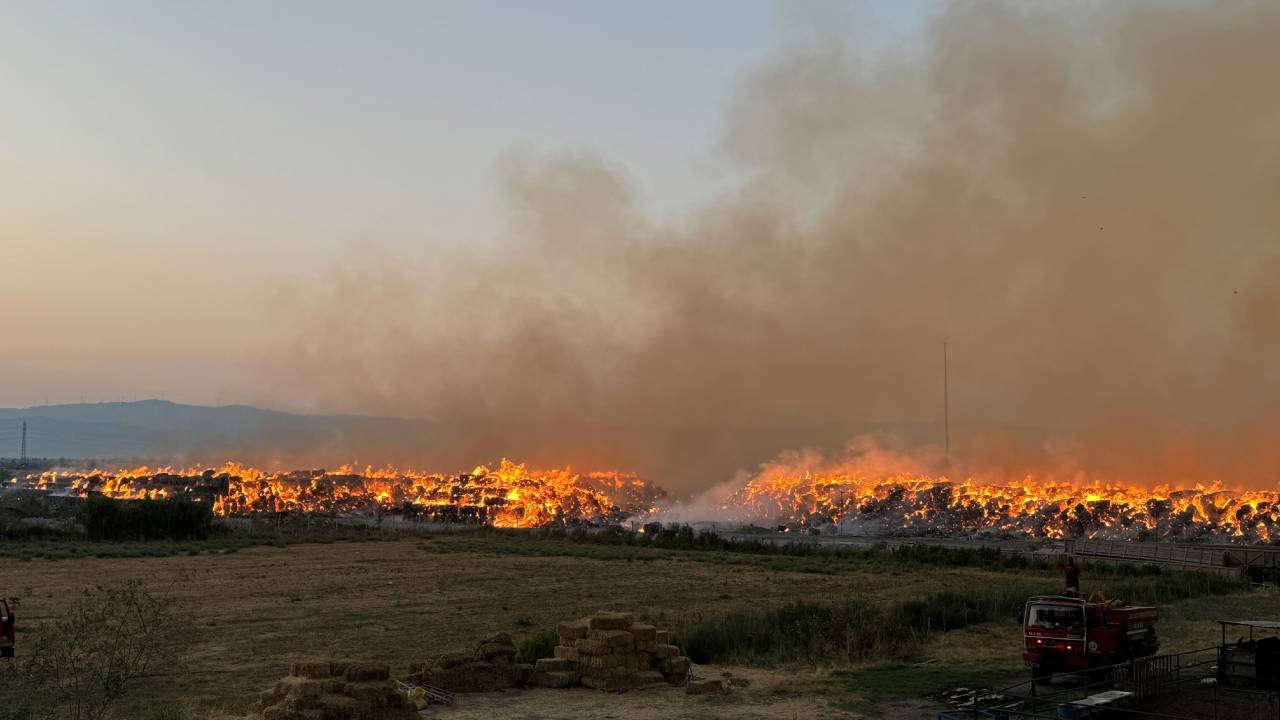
[4,533,1274,719]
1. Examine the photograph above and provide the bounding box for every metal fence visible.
[1065,539,1280,578]
[935,647,1280,720]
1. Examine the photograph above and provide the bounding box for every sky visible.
[4,1,1278,489]
[2,0,935,409]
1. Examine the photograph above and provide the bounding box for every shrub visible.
[77,497,213,542]
[2,581,191,720]
[680,597,927,665]
[516,628,559,664]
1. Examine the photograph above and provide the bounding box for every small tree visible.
[0,581,190,720]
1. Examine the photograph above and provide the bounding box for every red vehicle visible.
[1,598,14,658]
[1022,594,1159,680]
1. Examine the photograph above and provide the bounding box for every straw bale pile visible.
[248,660,417,720]
[406,631,531,692]
[533,611,692,691]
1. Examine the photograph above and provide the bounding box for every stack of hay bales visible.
[249,661,417,720]
[406,632,531,692]
[533,611,691,691]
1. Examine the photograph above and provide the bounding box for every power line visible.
[942,341,950,464]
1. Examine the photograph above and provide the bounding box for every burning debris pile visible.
[9,456,1280,541]
[728,473,1280,542]
[6,460,665,528]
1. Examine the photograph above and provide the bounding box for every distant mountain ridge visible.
[0,400,1028,492]
[0,400,424,465]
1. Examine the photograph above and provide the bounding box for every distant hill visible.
[0,400,429,466]
[0,400,1044,492]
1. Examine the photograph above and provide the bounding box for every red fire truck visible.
[1023,594,1159,680]
[1,597,14,658]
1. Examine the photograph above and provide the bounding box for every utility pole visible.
[943,342,950,464]
[19,420,27,466]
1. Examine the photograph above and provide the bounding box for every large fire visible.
[728,472,1280,542]
[7,461,1280,541]
[7,460,664,528]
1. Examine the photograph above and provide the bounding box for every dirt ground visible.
[424,667,934,720]
[4,535,1274,719]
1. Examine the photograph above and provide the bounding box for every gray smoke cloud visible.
[256,1,1280,493]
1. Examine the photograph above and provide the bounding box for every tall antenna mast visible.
[943,342,950,463]
[20,420,27,466]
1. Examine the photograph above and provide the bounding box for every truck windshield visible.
[1027,604,1084,631]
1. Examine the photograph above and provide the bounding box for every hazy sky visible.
[2,0,933,409]
[6,1,1278,489]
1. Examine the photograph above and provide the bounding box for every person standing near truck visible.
[1064,556,1081,594]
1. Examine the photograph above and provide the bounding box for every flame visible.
[8,460,1280,540]
[727,472,1279,541]
[8,460,664,528]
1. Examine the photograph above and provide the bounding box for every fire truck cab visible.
[1,598,14,658]
[1023,595,1158,680]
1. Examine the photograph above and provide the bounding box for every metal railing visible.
[934,647,1256,720]
[1065,539,1280,577]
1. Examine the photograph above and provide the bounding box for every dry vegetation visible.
[3,532,1273,719]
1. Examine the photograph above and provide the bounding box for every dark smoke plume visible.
[257,1,1280,492]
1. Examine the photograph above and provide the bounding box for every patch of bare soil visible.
[426,665,935,720]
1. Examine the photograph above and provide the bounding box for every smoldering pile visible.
[722,475,1280,542]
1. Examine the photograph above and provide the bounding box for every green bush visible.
[516,628,559,664]
[680,596,947,665]
[77,496,214,541]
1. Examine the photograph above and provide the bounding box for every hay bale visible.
[574,638,607,655]
[343,663,390,682]
[635,670,665,687]
[345,681,391,703]
[317,693,363,716]
[482,631,514,646]
[476,642,515,661]
[534,658,572,673]
[628,623,657,643]
[686,678,725,695]
[472,672,509,692]
[279,677,323,698]
[590,629,634,648]
[290,660,333,679]
[655,630,671,644]
[433,652,476,669]
[584,654,620,670]
[319,677,347,694]
[250,663,416,720]
[557,619,590,641]
[534,670,580,688]
[553,645,579,662]
[662,656,690,676]
[587,611,635,630]
[282,694,317,714]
